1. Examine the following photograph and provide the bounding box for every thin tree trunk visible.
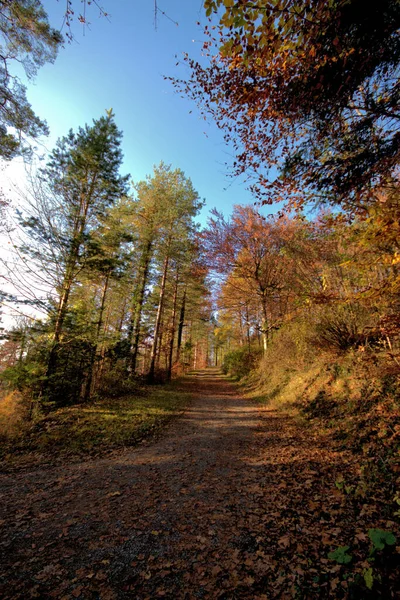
[176,286,186,364]
[84,271,110,402]
[246,303,251,352]
[156,329,164,369]
[44,184,94,399]
[117,297,128,333]
[94,294,114,391]
[167,269,179,381]
[44,266,77,399]
[260,295,269,353]
[238,307,244,346]
[148,252,170,383]
[95,307,111,390]
[129,239,153,375]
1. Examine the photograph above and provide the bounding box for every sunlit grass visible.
[0,384,191,467]
[0,390,31,439]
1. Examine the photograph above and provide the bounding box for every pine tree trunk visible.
[95,301,112,389]
[156,329,164,370]
[129,239,153,375]
[44,266,76,400]
[167,270,179,381]
[176,286,186,364]
[148,252,170,383]
[44,187,94,400]
[117,297,128,333]
[83,271,110,402]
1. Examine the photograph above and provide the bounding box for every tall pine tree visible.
[37,110,129,403]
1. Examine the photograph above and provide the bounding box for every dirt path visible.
[0,370,374,599]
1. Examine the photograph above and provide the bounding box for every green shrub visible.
[96,361,142,397]
[222,347,263,380]
[1,360,45,395]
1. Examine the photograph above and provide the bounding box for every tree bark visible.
[128,238,153,375]
[246,303,251,352]
[148,251,170,383]
[44,180,95,399]
[176,286,186,364]
[260,293,269,353]
[84,270,110,402]
[167,268,180,381]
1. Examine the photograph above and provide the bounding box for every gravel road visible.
[0,369,354,599]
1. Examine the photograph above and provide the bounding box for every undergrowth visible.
[236,320,400,597]
[0,382,191,470]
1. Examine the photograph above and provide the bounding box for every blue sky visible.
[7,0,269,226]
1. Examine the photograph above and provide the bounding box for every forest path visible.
[0,369,354,599]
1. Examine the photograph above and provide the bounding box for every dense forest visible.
[0,1,399,598]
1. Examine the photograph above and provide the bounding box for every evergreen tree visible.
[144,164,203,382]
[0,0,62,159]
[123,163,203,379]
[21,110,130,404]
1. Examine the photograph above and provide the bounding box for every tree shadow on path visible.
[0,370,398,599]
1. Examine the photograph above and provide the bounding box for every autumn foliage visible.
[0,2,400,597]
[177,0,400,212]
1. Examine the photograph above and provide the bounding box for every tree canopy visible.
[178,0,400,212]
[0,0,62,159]
[0,0,110,160]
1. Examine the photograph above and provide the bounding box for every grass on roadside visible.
[0,383,191,468]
